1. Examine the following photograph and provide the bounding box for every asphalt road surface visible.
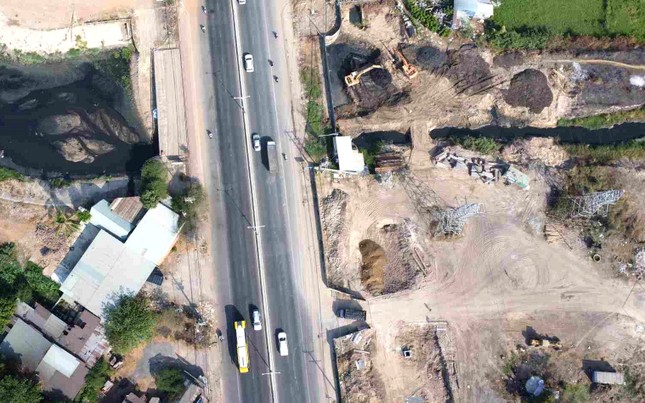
[201,0,321,401]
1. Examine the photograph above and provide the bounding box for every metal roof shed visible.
[125,203,180,265]
[60,230,156,318]
[0,318,51,370]
[90,199,133,240]
[592,371,625,385]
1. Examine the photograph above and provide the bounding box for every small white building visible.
[452,0,495,29]
[333,135,366,174]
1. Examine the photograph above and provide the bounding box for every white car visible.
[244,54,254,73]
[277,331,288,356]
[252,309,262,331]
[252,134,261,152]
[239,0,246,4]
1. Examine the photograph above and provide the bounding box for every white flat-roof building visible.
[333,135,366,174]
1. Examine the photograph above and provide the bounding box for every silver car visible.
[252,309,262,331]
[252,134,261,152]
[277,331,288,356]
[244,54,254,73]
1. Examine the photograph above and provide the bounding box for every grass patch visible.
[487,0,645,49]
[301,67,329,161]
[564,141,645,164]
[0,43,133,91]
[558,107,645,130]
[0,167,24,182]
[450,135,502,155]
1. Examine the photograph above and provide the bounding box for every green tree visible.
[0,295,17,329]
[139,159,168,209]
[78,358,112,403]
[53,210,81,237]
[154,367,186,397]
[0,375,43,403]
[23,262,61,307]
[104,295,156,354]
[171,183,205,233]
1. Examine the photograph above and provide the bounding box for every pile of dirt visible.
[501,137,569,167]
[414,45,447,72]
[321,189,349,287]
[503,69,553,113]
[445,45,496,96]
[359,239,386,295]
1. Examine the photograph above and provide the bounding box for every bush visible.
[154,367,186,397]
[78,358,112,403]
[451,135,501,155]
[23,262,61,307]
[404,0,440,32]
[139,159,168,209]
[560,383,589,403]
[486,23,551,50]
[104,295,157,354]
[76,210,91,222]
[0,167,24,182]
[171,183,205,233]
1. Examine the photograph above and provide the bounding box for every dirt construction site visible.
[320,134,645,401]
[325,0,645,135]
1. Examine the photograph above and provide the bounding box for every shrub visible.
[0,167,24,182]
[139,159,168,209]
[78,358,112,403]
[171,183,205,233]
[560,383,589,403]
[451,135,501,155]
[486,23,551,50]
[405,0,441,32]
[23,262,61,307]
[154,367,186,397]
[104,295,157,354]
[76,210,91,222]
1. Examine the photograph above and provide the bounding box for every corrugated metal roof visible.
[0,319,51,371]
[125,203,180,265]
[40,344,80,378]
[90,200,133,241]
[593,371,625,385]
[60,230,156,317]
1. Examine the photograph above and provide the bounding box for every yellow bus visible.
[234,320,249,373]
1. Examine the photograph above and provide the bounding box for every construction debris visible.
[433,149,530,190]
[571,190,624,218]
[436,203,482,236]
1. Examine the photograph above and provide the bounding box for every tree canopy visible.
[154,367,186,397]
[0,375,43,403]
[104,294,157,354]
[78,357,112,403]
[139,159,168,209]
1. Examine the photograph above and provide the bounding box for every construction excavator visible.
[344,64,383,87]
[394,48,418,79]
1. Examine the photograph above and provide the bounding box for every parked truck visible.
[336,308,367,321]
[267,140,278,173]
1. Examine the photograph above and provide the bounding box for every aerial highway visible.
[199,0,324,401]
